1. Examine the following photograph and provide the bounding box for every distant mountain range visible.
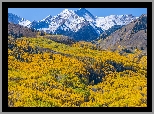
[8,13,31,27]
[8,8,138,41]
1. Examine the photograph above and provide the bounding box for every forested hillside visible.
[8,34,147,107]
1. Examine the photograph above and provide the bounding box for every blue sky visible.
[8,8,147,22]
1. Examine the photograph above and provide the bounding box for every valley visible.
[8,8,147,107]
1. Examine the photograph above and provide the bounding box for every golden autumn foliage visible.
[8,36,147,107]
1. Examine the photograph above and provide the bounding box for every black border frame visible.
[2,2,152,112]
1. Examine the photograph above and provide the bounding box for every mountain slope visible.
[97,14,147,53]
